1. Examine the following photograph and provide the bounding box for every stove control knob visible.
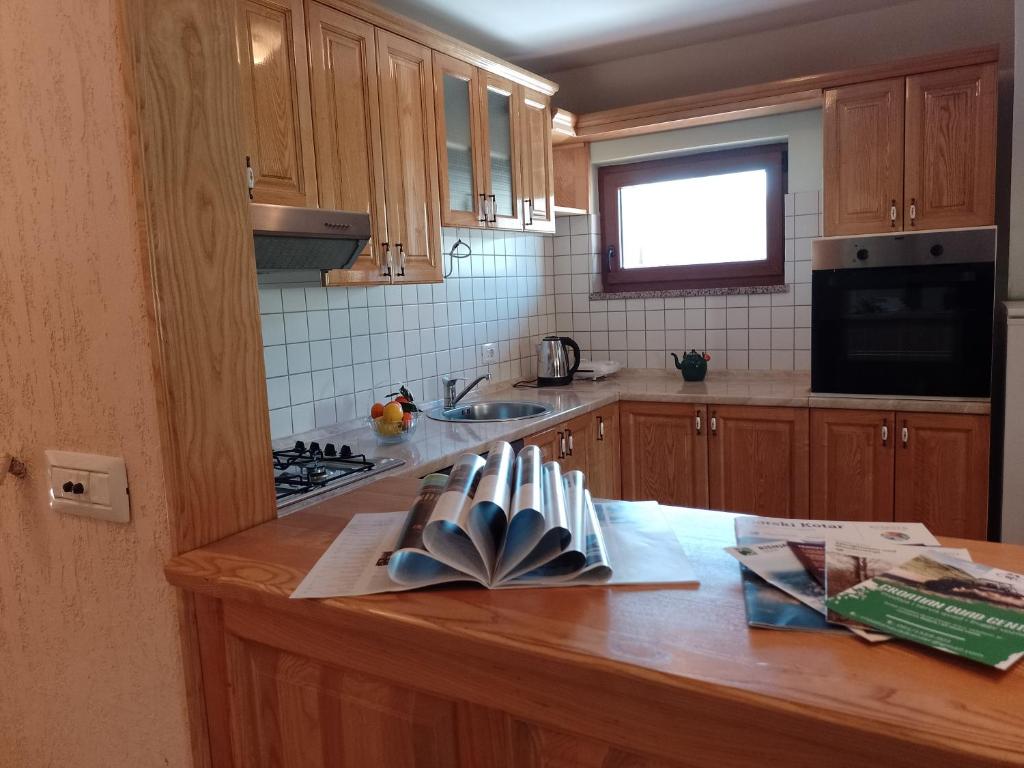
[309,441,321,455]
[340,444,352,459]
[293,440,306,453]
[324,443,337,457]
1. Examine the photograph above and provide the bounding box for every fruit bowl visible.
[367,410,419,444]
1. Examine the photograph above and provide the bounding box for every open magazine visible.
[292,442,698,598]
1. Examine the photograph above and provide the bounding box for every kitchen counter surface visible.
[165,478,1024,767]
[281,369,990,490]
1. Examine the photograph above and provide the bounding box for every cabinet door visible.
[904,63,997,230]
[562,413,592,477]
[894,413,989,539]
[520,87,556,233]
[433,54,485,228]
[478,73,524,230]
[810,409,894,522]
[376,30,443,283]
[620,402,708,508]
[306,3,390,286]
[823,78,904,236]
[590,405,621,500]
[523,427,565,464]
[708,406,809,518]
[235,0,317,207]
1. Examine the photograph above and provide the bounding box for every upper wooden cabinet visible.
[519,88,556,233]
[306,3,389,285]
[376,31,443,284]
[823,62,996,236]
[433,53,485,228]
[235,0,318,207]
[707,406,809,519]
[620,401,709,509]
[478,72,524,230]
[823,78,904,236]
[904,63,997,230]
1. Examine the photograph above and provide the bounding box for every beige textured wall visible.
[0,1,193,766]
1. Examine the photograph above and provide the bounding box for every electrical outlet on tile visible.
[480,343,498,365]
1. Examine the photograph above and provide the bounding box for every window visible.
[599,143,786,292]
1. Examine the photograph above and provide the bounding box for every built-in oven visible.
[811,227,996,397]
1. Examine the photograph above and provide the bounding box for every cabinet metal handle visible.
[567,429,574,456]
[558,431,565,459]
[525,197,533,226]
[381,242,392,278]
[881,421,888,446]
[909,198,917,226]
[478,193,488,223]
[597,416,605,441]
[488,194,497,223]
[396,243,406,277]
[245,155,255,200]
[710,414,718,436]
[890,199,897,226]
[695,413,702,435]
[901,424,909,448]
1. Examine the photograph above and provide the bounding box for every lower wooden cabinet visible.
[620,401,709,508]
[522,424,564,464]
[708,405,809,519]
[810,409,895,522]
[590,404,621,500]
[523,406,620,499]
[894,412,990,539]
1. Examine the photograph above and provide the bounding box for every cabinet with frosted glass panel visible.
[434,56,554,232]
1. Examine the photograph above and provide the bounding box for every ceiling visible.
[372,0,918,73]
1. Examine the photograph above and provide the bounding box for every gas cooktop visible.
[272,440,403,512]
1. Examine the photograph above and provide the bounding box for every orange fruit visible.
[370,402,384,419]
[382,401,404,423]
[402,411,414,428]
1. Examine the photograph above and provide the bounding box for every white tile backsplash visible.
[260,227,556,439]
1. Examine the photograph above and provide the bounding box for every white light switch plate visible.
[45,450,130,523]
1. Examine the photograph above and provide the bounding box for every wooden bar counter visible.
[165,478,1024,767]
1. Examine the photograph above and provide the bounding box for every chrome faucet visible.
[442,374,490,409]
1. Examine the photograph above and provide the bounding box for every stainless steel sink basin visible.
[428,401,552,423]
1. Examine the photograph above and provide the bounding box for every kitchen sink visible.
[427,401,552,423]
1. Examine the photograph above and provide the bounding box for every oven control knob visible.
[324,443,337,457]
[293,440,306,453]
[855,248,869,261]
[340,444,353,459]
[930,244,944,257]
[309,441,321,456]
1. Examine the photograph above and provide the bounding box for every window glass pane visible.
[443,74,475,212]
[487,89,514,218]
[618,169,767,269]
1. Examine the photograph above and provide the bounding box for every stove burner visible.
[271,441,392,508]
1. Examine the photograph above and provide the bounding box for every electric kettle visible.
[536,336,581,386]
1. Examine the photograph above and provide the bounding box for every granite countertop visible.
[278,369,990,501]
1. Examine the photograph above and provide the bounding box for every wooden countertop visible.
[166,478,1024,767]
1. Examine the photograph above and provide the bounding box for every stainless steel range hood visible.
[251,203,371,272]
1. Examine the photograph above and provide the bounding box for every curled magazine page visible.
[466,441,515,575]
[518,489,613,585]
[508,470,589,583]
[497,461,573,583]
[421,454,489,583]
[388,474,474,587]
[494,445,544,580]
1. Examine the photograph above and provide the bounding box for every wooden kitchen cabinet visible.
[553,142,591,214]
[306,3,389,286]
[376,30,443,284]
[894,412,990,539]
[810,409,894,522]
[433,53,485,229]
[235,0,318,207]
[904,63,997,231]
[589,404,621,500]
[561,413,593,476]
[478,72,524,230]
[523,425,565,464]
[823,78,904,236]
[823,62,996,236]
[708,406,809,519]
[519,87,556,233]
[620,401,709,508]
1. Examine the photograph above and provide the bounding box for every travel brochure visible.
[729,516,1024,670]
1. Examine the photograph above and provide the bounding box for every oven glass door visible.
[812,263,993,396]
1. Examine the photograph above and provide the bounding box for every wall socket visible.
[480,342,498,364]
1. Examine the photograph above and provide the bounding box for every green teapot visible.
[671,349,710,382]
